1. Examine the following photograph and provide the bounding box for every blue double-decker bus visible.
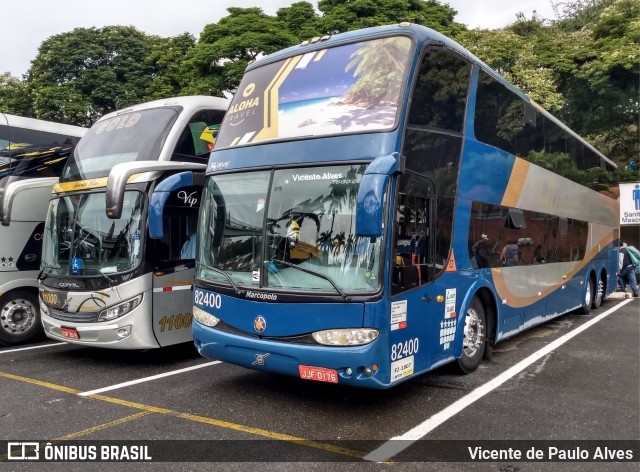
[191,23,618,388]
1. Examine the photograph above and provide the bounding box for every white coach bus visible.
[0,113,86,345]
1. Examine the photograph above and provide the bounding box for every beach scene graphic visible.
[276,37,411,139]
[218,36,412,148]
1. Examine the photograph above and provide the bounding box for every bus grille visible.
[214,320,317,344]
[48,309,100,323]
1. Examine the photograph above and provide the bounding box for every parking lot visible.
[1,295,638,470]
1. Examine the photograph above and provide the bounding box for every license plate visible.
[299,365,338,383]
[60,327,80,339]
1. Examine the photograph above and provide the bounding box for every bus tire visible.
[0,290,42,346]
[580,277,594,315]
[456,297,486,374]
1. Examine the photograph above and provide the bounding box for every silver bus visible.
[25,96,228,349]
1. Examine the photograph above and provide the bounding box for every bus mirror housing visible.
[355,153,403,238]
[106,161,206,219]
[0,177,59,226]
[148,171,205,239]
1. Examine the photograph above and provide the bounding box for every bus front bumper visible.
[193,321,389,388]
[41,296,160,349]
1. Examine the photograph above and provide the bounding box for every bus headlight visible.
[193,306,220,327]
[312,328,379,346]
[98,295,143,321]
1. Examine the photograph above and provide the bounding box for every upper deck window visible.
[215,36,412,149]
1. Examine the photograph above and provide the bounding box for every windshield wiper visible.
[37,266,52,283]
[84,268,116,287]
[267,259,351,302]
[196,261,245,296]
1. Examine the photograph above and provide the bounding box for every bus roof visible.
[0,112,86,138]
[95,96,230,122]
[247,23,615,168]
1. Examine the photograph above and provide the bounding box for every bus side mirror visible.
[355,174,388,238]
[0,177,58,226]
[148,171,204,239]
[355,153,403,238]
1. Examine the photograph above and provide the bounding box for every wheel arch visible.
[453,281,499,360]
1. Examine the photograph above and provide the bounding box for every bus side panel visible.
[0,222,43,274]
[152,268,196,346]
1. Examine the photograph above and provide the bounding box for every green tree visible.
[28,26,157,126]
[144,33,197,100]
[276,1,323,41]
[317,0,465,37]
[186,8,298,95]
[0,73,32,116]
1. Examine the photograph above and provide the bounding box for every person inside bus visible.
[413,230,428,264]
[180,232,197,260]
[269,219,301,269]
[500,240,521,267]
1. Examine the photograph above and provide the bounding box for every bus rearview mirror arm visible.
[106,161,206,219]
[0,177,59,226]
[355,153,404,238]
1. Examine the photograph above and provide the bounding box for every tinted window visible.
[408,48,471,132]
[468,201,588,268]
[474,71,617,195]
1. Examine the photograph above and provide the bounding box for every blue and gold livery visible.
[193,24,618,388]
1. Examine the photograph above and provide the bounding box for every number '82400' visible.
[194,289,222,309]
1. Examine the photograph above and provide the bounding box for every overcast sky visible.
[1,1,556,77]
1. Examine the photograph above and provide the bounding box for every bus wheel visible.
[0,290,42,346]
[580,277,594,315]
[456,297,486,374]
[592,277,604,309]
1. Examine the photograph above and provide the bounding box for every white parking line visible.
[364,299,634,463]
[0,342,66,354]
[78,361,222,396]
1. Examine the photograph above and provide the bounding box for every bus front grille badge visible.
[252,353,270,366]
[253,316,266,333]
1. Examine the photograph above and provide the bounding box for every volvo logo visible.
[253,316,267,333]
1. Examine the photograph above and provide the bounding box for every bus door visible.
[150,183,202,346]
[390,172,437,378]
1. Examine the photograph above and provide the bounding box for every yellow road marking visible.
[55,412,152,440]
[1,413,152,461]
[0,371,81,394]
[0,371,366,460]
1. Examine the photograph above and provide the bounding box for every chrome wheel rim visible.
[463,307,484,358]
[584,281,592,307]
[1,297,37,334]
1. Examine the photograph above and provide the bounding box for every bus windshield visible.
[62,108,179,182]
[197,164,382,293]
[215,36,412,149]
[42,191,145,276]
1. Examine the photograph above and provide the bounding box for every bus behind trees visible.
[191,24,618,388]
[0,113,86,345]
[6,97,228,349]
